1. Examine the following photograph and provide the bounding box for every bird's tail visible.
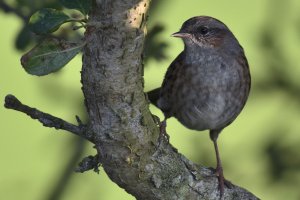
[146,87,160,107]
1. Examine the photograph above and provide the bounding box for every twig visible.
[4,94,92,141]
[75,154,101,173]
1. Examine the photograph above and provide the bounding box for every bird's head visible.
[172,16,239,50]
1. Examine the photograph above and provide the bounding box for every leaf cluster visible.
[21,0,92,76]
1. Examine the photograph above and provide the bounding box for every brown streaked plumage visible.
[147,16,251,197]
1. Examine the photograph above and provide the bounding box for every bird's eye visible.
[198,26,209,35]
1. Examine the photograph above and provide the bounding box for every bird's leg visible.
[213,136,225,196]
[209,129,231,198]
[159,118,169,143]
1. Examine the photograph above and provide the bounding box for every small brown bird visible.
[148,16,251,196]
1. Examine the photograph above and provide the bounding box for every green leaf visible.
[21,38,84,76]
[60,0,92,15]
[29,8,70,35]
[15,25,33,50]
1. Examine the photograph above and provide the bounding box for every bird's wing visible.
[146,52,185,109]
[156,52,185,117]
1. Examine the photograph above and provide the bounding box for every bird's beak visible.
[171,31,190,38]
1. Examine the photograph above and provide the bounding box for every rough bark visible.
[5,0,260,199]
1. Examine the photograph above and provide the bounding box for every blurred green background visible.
[1,0,300,199]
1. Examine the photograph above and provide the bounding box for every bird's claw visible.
[208,167,233,198]
[157,120,170,146]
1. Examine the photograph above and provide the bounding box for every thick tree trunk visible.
[80,0,259,199]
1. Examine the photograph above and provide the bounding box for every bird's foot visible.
[158,120,169,145]
[209,167,233,198]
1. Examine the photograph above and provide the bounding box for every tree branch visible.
[4,94,91,141]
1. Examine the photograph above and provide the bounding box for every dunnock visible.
[148,16,251,196]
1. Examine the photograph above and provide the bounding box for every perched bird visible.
[147,16,251,196]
